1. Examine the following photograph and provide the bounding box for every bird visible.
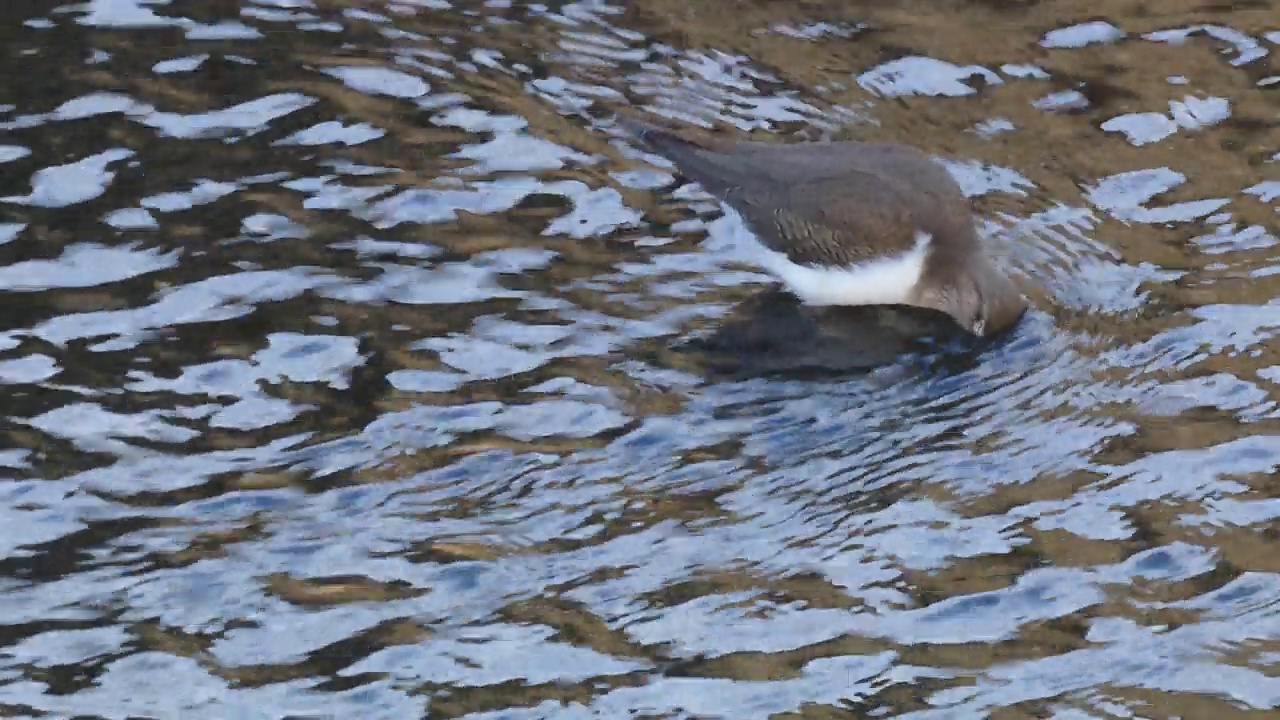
[613,112,1028,339]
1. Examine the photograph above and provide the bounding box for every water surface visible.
[1,0,1279,717]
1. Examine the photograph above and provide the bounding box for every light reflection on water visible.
[0,0,1279,717]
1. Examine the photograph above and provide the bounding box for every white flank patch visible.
[752,230,931,306]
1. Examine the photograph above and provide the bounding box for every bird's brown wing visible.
[725,177,924,268]
[613,114,963,267]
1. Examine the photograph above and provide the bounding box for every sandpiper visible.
[615,113,1027,338]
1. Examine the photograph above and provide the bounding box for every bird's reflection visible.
[671,288,996,380]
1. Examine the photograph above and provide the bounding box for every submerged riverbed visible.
[0,0,1279,717]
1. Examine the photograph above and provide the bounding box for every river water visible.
[1,0,1278,717]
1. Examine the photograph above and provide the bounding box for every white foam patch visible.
[1102,97,1230,145]
[0,355,61,384]
[858,56,1002,98]
[0,242,178,291]
[275,120,384,146]
[1034,90,1089,112]
[1145,25,1268,66]
[1086,168,1230,223]
[448,132,596,174]
[1244,181,1280,204]
[140,93,316,139]
[1191,224,1277,254]
[937,159,1035,197]
[1041,21,1126,48]
[103,208,160,230]
[322,65,430,98]
[1170,96,1230,129]
[973,118,1016,136]
[0,146,31,163]
[142,179,238,211]
[153,55,208,74]
[1101,112,1179,146]
[237,213,308,241]
[1,149,134,207]
[1001,63,1051,79]
[185,21,262,40]
[74,0,185,28]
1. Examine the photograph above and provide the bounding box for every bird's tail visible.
[611,111,740,198]
[611,112,665,142]
[612,111,709,155]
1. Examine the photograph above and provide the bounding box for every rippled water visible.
[1,0,1279,717]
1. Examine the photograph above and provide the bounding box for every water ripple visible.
[0,0,1277,717]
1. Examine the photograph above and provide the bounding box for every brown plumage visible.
[614,112,1028,338]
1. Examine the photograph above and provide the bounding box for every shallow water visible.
[0,0,1278,717]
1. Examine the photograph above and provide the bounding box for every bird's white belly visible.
[748,230,932,307]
